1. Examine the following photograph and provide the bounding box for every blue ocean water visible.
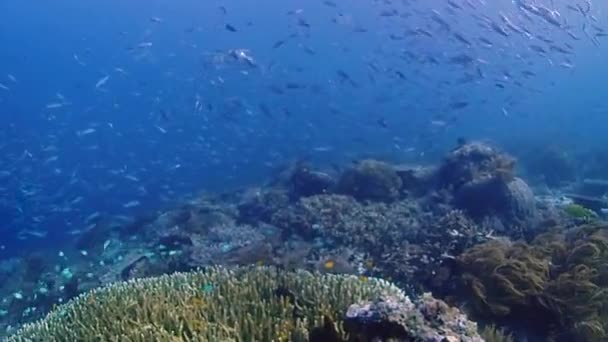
[0,0,606,260]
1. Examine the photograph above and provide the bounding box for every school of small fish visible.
[0,0,606,242]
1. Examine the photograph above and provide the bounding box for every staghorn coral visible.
[7,266,406,341]
[455,224,608,341]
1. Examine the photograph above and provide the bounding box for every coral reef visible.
[0,143,564,338]
[272,195,492,290]
[8,266,406,341]
[8,266,484,342]
[453,224,608,341]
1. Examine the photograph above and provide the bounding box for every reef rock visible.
[337,160,403,202]
[439,142,515,191]
[237,188,290,223]
[394,164,436,197]
[344,293,483,342]
[455,176,537,234]
[290,166,336,198]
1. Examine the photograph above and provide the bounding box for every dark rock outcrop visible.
[337,160,403,202]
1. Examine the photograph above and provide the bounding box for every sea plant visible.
[455,224,608,341]
[7,266,405,341]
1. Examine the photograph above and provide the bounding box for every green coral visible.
[563,204,597,220]
[456,224,608,341]
[7,266,405,341]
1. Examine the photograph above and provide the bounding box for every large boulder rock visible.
[344,293,483,342]
[438,142,515,191]
[455,176,537,234]
[337,160,403,202]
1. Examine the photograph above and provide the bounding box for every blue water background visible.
[0,0,607,257]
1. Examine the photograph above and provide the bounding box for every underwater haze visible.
[2,0,608,339]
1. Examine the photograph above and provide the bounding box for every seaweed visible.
[455,224,608,341]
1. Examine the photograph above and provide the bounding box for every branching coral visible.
[455,224,608,341]
[7,266,405,341]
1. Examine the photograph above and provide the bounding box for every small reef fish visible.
[95,75,110,89]
[123,200,141,208]
[45,103,65,109]
[73,54,86,66]
[0,83,10,91]
[77,128,96,137]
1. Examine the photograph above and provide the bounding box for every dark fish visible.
[395,70,406,80]
[453,32,472,46]
[273,40,286,49]
[285,82,305,89]
[323,1,337,7]
[478,36,493,46]
[297,18,310,28]
[521,70,536,78]
[566,5,579,13]
[225,24,237,32]
[449,101,469,110]
[415,28,433,38]
[258,103,273,118]
[379,9,398,17]
[536,35,554,44]
[218,6,227,15]
[268,85,285,95]
[160,109,170,121]
[336,70,358,87]
[377,118,389,128]
[549,45,572,54]
[566,30,580,40]
[431,10,451,31]
[490,22,509,37]
[389,34,404,40]
[367,62,381,73]
[529,44,547,54]
[448,54,474,66]
[302,46,316,55]
[447,0,462,10]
